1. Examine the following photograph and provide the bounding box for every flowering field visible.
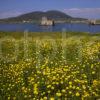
[0,32,100,100]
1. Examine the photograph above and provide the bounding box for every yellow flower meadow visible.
[0,32,100,99]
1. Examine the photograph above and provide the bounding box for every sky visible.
[0,0,100,19]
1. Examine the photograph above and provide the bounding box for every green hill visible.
[0,10,87,23]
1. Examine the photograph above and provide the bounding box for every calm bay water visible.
[0,23,100,33]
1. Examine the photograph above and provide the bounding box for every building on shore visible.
[88,20,96,25]
[41,17,54,26]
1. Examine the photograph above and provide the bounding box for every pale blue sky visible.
[0,0,100,19]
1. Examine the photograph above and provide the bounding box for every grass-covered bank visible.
[0,31,100,39]
[0,31,100,100]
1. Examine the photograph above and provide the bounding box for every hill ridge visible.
[0,10,87,23]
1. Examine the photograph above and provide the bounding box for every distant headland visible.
[0,10,87,24]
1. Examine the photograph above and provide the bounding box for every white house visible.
[41,17,54,26]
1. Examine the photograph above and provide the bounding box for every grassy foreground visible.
[0,32,100,100]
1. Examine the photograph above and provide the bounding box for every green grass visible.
[0,31,100,39]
